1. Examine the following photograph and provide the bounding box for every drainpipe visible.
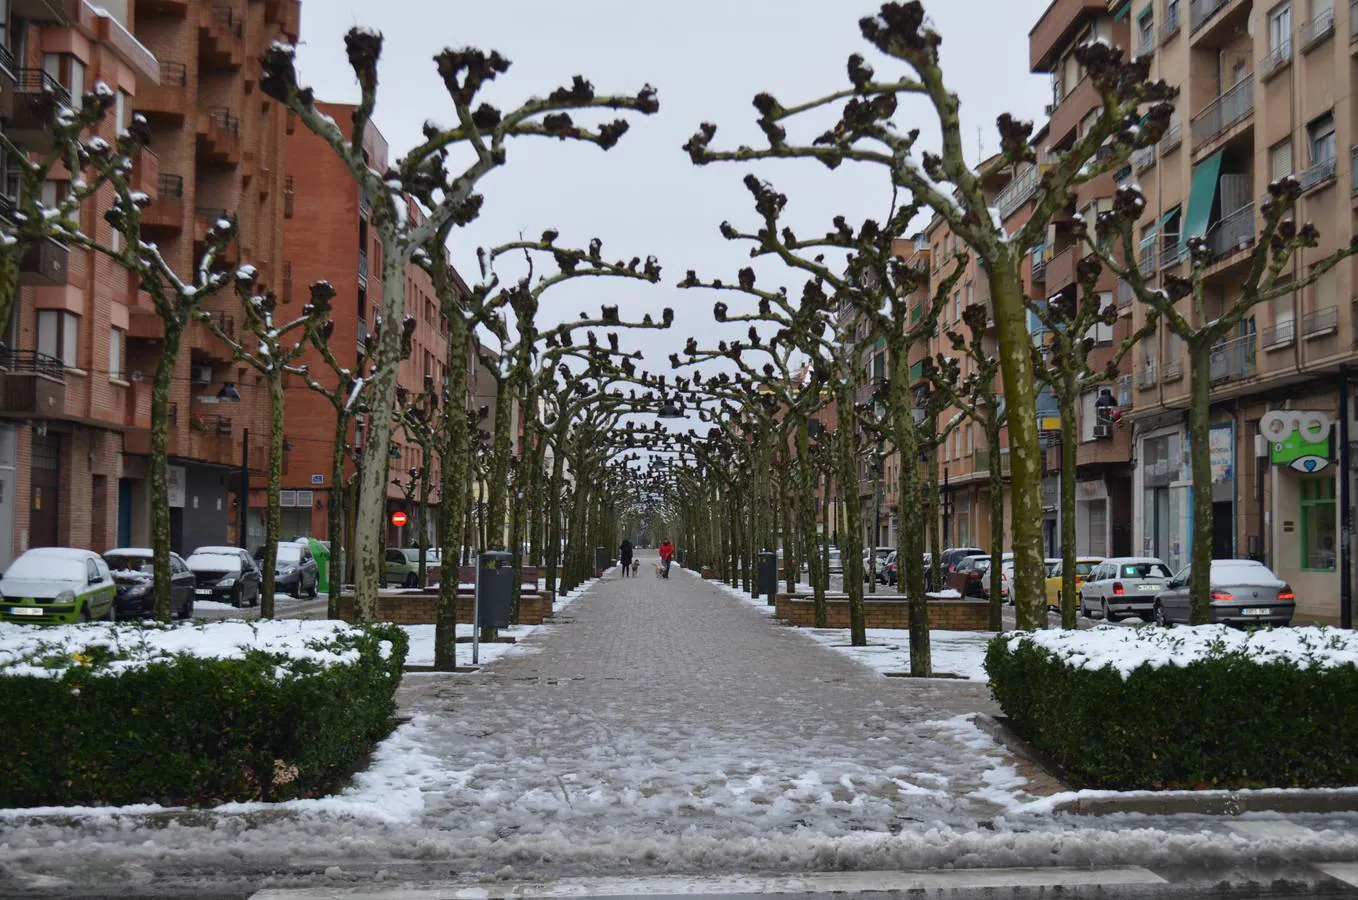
[1340,363,1351,629]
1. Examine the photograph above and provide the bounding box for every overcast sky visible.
[296,0,1053,424]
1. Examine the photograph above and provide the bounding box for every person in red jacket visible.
[658,539,675,578]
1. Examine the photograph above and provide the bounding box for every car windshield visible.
[4,555,84,583]
[1044,561,1060,576]
[1121,562,1171,579]
[104,555,154,576]
[187,552,242,573]
[276,545,303,565]
[1074,561,1099,576]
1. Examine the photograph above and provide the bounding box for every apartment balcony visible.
[1159,3,1182,43]
[1159,122,1183,156]
[358,249,369,288]
[6,70,73,150]
[0,349,66,420]
[199,4,244,71]
[1131,145,1156,173]
[123,379,152,429]
[1137,237,1157,276]
[1299,156,1337,194]
[1209,333,1257,384]
[1191,76,1253,152]
[1260,41,1293,83]
[1030,0,1107,72]
[1262,317,1296,350]
[134,60,188,123]
[130,146,160,204]
[143,173,185,232]
[1298,8,1336,54]
[18,238,69,287]
[126,306,164,341]
[197,107,241,166]
[1205,202,1255,265]
[1162,358,1183,381]
[1045,245,1079,295]
[1303,305,1340,340]
[1030,242,1051,284]
[1048,76,1100,148]
[191,310,236,364]
[1160,234,1187,270]
[974,447,1012,478]
[1137,363,1158,389]
[1116,278,1134,311]
[1077,423,1131,467]
[1189,0,1250,44]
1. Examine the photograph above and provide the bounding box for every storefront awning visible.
[1184,150,1224,240]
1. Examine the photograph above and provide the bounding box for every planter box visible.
[334,588,553,626]
[773,592,990,630]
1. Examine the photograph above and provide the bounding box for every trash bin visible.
[476,550,513,629]
[594,546,608,574]
[757,550,777,601]
[307,537,331,595]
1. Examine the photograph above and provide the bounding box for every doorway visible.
[1212,500,1234,560]
[29,434,60,548]
[117,478,133,547]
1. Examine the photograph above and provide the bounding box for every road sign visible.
[391,511,408,527]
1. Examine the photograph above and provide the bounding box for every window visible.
[1081,390,1101,441]
[1086,291,1114,344]
[1300,476,1336,570]
[115,89,128,134]
[1270,137,1293,180]
[1137,12,1154,52]
[108,328,123,380]
[1268,2,1291,51]
[42,53,85,109]
[1308,112,1336,164]
[36,310,78,368]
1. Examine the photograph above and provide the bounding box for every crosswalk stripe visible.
[249,866,1168,899]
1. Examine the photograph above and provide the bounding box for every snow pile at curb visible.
[0,620,369,680]
[1008,624,1358,679]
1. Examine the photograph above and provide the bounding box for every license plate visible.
[1140,584,1159,591]
[8,607,42,616]
[1242,607,1271,616]
[195,589,213,596]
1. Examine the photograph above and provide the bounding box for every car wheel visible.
[102,600,115,622]
[79,604,91,623]
[232,586,243,608]
[1078,593,1089,618]
[1101,598,1119,623]
[252,585,260,607]
[1153,601,1167,627]
[405,572,418,588]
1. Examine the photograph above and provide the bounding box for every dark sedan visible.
[186,547,261,608]
[254,541,319,599]
[103,549,196,620]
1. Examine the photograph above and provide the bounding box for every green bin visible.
[308,537,331,594]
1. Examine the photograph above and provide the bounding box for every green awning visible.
[1160,206,1181,229]
[1113,0,1132,20]
[909,360,926,382]
[1137,2,1153,21]
[1184,151,1224,240]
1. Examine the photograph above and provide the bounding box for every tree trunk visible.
[834,389,866,646]
[1188,340,1214,624]
[326,407,348,617]
[259,372,285,619]
[416,460,429,588]
[888,336,931,674]
[436,309,472,671]
[1059,388,1078,629]
[352,245,409,622]
[988,260,1046,629]
[150,323,185,622]
[487,377,513,552]
[987,414,1004,632]
[544,430,567,595]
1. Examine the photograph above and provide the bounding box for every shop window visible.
[1300,476,1336,570]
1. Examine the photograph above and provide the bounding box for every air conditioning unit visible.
[1093,423,1113,440]
[190,365,213,385]
[1044,102,1057,116]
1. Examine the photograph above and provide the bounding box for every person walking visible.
[658,539,675,579]
[619,538,634,578]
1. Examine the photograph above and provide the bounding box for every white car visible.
[1079,557,1174,622]
[999,556,1061,606]
[0,547,117,624]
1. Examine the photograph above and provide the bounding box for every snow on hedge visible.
[1007,624,1358,679]
[0,620,374,680]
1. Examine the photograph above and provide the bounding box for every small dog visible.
[631,559,640,576]
[654,562,663,578]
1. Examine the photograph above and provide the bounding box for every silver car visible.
[1152,559,1296,627]
[1079,557,1173,622]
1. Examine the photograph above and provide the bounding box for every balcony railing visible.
[1260,41,1292,79]
[974,448,1012,477]
[1136,32,1156,58]
[1299,155,1337,192]
[1207,202,1254,260]
[1298,8,1336,51]
[1160,123,1183,155]
[995,163,1043,221]
[13,69,72,107]
[358,249,369,285]
[160,61,188,86]
[1138,364,1158,388]
[1117,374,1134,407]
[357,317,370,351]
[1209,333,1257,383]
[0,41,14,77]
[1161,234,1186,268]
[206,106,240,135]
[1030,243,1050,281]
[1190,0,1232,32]
[1303,305,1339,338]
[1132,145,1156,172]
[158,173,185,197]
[1262,317,1295,348]
[1162,358,1183,380]
[1161,4,1182,41]
[1138,236,1158,275]
[1191,76,1253,146]
[1117,279,1134,310]
[0,348,64,378]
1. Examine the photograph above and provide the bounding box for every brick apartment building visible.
[280,101,453,549]
[0,0,298,568]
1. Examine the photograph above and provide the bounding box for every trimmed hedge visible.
[0,623,408,807]
[986,632,1358,790]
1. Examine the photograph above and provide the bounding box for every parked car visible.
[1079,557,1173,622]
[1044,556,1104,610]
[862,547,892,582]
[1153,559,1295,627]
[386,548,422,587]
[999,557,1061,605]
[939,547,985,576]
[103,548,196,620]
[826,548,843,575]
[402,547,443,568]
[0,548,117,624]
[255,542,319,599]
[186,546,261,608]
[952,554,993,598]
[879,550,898,585]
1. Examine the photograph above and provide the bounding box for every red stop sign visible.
[391,511,408,527]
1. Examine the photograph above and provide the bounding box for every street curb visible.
[975,713,1358,816]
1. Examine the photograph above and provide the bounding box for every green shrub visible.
[0,623,407,807]
[986,631,1358,790]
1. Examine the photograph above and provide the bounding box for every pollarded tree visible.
[683,1,1175,630]
[261,31,659,620]
[200,279,333,618]
[1087,179,1358,622]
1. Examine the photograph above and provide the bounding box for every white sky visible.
[295,1,1054,423]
